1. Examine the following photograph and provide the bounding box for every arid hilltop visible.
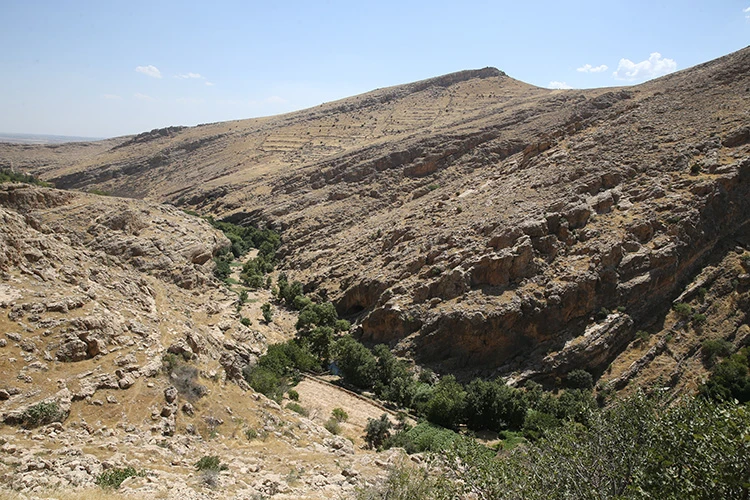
[3,46,750,392]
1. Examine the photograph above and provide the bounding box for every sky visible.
[1,1,748,138]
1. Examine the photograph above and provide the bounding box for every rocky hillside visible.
[0,183,401,498]
[2,47,750,392]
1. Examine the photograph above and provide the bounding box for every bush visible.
[324,418,341,435]
[673,302,692,318]
[240,317,252,327]
[286,402,309,417]
[96,467,144,489]
[355,458,452,500]
[213,254,232,281]
[365,414,393,450]
[195,455,227,472]
[245,428,258,440]
[0,168,51,187]
[287,389,299,401]
[565,369,594,390]
[261,303,273,324]
[701,339,734,366]
[21,401,64,428]
[170,363,207,401]
[385,422,460,454]
[700,347,750,403]
[244,366,287,402]
[332,407,349,422]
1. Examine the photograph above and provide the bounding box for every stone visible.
[164,386,178,404]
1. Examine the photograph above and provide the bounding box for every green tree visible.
[424,375,466,429]
[334,336,377,389]
[261,303,273,324]
[365,414,393,450]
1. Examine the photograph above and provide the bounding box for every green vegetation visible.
[672,302,692,318]
[286,402,309,417]
[243,339,320,402]
[240,317,252,327]
[565,369,594,390]
[96,467,145,489]
[20,401,64,428]
[332,407,349,422]
[701,338,734,366]
[385,422,460,455]
[635,329,651,342]
[365,414,393,450]
[359,393,750,499]
[195,455,228,472]
[700,347,750,403]
[287,389,299,401]
[324,418,342,435]
[207,219,280,284]
[261,302,273,324]
[0,168,52,187]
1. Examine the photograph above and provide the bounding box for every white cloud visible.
[176,72,203,79]
[577,63,608,73]
[745,6,750,19]
[134,93,155,101]
[102,94,122,100]
[205,81,215,86]
[548,81,573,89]
[613,52,677,81]
[135,65,162,78]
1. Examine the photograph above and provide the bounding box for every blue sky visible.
[1,1,748,138]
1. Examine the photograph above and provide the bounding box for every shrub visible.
[385,422,460,454]
[287,389,299,401]
[701,339,735,366]
[566,369,594,390]
[365,414,393,450]
[195,455,227,472]
[324,418,341,435]
[636,330,651,342]
[700,347,750,403]
[244,428,258,440]
[170,363,208,401]
[240,317,252,327]
[0,168,52,187]
[96,467,144,489]
[261,303,273,324]
[354,458,452,500]
[244,366,287,402]
[673,302,692,318]
[595,307,611,320]
[691,313,707,325]
[213,254,232,281]
[21,401,64,428]
[332,407,349,422]
[286,402,309,417]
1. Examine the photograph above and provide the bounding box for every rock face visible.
[2,48,750,384]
